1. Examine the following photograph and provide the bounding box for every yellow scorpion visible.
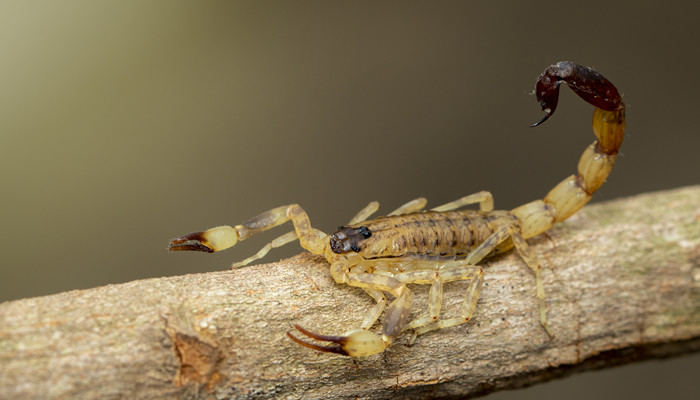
[169,61,625,357]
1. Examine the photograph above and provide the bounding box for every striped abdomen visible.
[329,210,518,259]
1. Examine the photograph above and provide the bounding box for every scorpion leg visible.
[349,197,427,226]
[466,223,553,337]
[413,264,484,337]
[431,191,494,212]
[510,230,553,337]
[387,197,428,216]
[392,261,483,341]
[465,224,514,265]
[360,288,387,330]
[231,231,297,268]
[348,201,380,225]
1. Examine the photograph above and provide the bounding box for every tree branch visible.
[2,186,699,399]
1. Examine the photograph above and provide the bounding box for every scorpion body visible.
[332,209,519,259]
[169,61,625,357]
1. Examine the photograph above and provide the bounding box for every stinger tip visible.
[531,110,552,127]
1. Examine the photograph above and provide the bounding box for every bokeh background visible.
[1,1,698,398]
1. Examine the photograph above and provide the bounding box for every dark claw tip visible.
[168,241,214,252]
[286,325,349,356]
[168,232,214,252]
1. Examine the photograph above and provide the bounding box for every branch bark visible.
[2,186,699,399]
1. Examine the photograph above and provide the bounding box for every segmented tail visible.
[513,61,625,239]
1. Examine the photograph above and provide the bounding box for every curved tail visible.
[513,61,626,239]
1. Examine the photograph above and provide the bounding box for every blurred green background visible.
[1,1,698,398]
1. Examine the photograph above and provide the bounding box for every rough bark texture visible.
[1,186,699,399]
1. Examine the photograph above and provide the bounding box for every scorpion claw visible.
[168,225,239,253]
[287,324,388,357]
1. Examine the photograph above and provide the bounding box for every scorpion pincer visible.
[169,61,625,357]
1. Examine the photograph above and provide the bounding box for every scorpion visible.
[168,61,625,357]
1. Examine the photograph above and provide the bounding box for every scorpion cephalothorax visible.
[330,225,372,254]
[169,61,625,357]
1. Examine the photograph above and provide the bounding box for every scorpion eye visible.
[358,226,372,238]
